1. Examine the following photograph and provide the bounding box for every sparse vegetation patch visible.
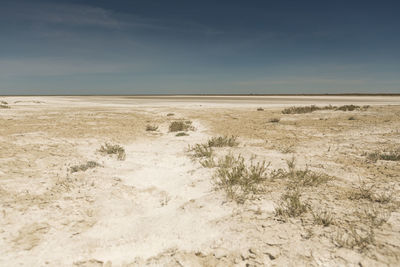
[282,104,364,114]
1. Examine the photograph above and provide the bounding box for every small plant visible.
[190,144,213,158]
[273,158,332,187]
[213,155,270,203]
[167,113,175,116]
[269,118,280,123]
[175,132,188,137]
[70,161,100,173]
[312,210,334,226]
[146,125,159,131]
[207,136,239,147]
[99,143,126,160]
[169,121,193,132]
[362,207,390,228]
[257,107,264,111]
[334,225,375,251]
[275,189,308,218]
[348,182,374,201]
[348,116,356,120]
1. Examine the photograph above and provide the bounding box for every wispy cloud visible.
[1,2,121,28]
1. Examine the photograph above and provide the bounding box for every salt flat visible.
[0,96,399,266]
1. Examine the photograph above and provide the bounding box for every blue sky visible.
[0,0,399,94]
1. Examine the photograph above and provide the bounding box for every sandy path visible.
[0,120,237,266]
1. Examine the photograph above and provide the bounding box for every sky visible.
[0,0,399,95]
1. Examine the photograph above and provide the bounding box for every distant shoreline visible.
[1,93,400,97]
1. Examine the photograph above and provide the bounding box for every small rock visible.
[213,248,228,259]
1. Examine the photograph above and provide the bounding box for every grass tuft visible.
[207,135,239,147]
[269,118,280,123]
[275,189,308,218]
[169,121,193,132]
[146,125,158,131]
[175,132,188,137]
[99,143,126,160]
[70,161,100,173]
[312,210,334,226]
[213,155,270,203]
[189,144,213,158]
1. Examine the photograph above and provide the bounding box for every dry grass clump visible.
[312,210,334,226]
[146,125,159,131]
[70,161,100,173]
[365,149,400,162]
[275,189,309,218]
[268,118,280,123]
[334,225,375,251]
[207,135,239,147]
[213,155,270,203]
[99,143,126,160]
[273,158,332,187]
[348,116,356,120]
[175,132,188,137]
[169,120,193,132]
[166,113,175,116]
[189,144,213,158]
[348,182,393,204]
[199,157,216,168]
[257,107,264,111]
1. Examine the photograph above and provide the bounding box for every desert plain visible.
[0,95,399,266]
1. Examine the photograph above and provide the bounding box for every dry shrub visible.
[213,155,270,203]
[207,135,239,147]
[70,161,100,173]
[99,143,126,160]
[146,125,158,131]
[169,121,193,132]
[275,189,308,218]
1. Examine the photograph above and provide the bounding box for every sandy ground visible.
[0,96,399,266]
